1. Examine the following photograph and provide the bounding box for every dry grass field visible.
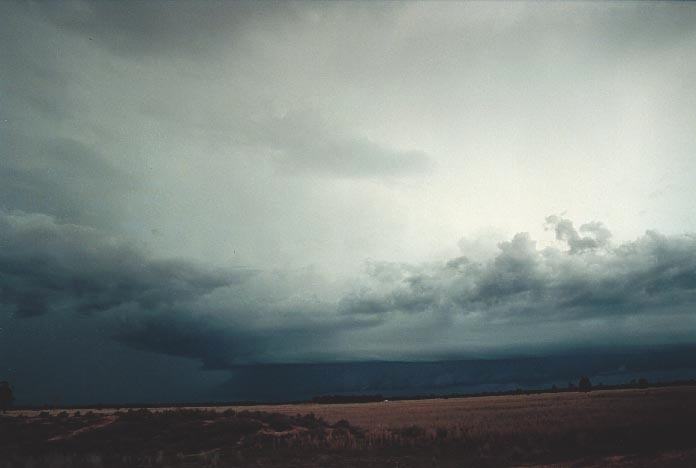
[4,385,696,467]
[205,385,696,430]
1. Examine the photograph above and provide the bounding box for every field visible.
[4,386,696,467]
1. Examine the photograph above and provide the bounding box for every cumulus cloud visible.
[545,215,612,254]
[339,216,696,325]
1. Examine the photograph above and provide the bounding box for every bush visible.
[333,419,351,429]
[398,425,426,438]
[0,382,14,412]
[578,376,592,392]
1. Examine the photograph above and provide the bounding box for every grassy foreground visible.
[3,386,696,467]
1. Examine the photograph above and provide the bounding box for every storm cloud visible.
[2,1,696,403]
[0,211,244,318]
[0,211,361,367]
[3,209,696,369]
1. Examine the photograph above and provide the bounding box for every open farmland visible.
[4,386,696,467]
[204,385,696,430]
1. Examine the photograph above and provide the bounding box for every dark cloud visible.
[2,0,696,404]
[115,314,361,370]
[215,346,696,402]
[0,211,360,367]
[4,211,696,370]
[0,5,72,120]
[0,4,142,228]
[112,312,258,370]
[0,211,243,318]
[34,1,296,59]
[0,136,138,226]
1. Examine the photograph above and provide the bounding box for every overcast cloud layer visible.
[2,1,696,402]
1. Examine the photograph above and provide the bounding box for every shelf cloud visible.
[3,211,696,371]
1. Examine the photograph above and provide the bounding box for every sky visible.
[2,1,696,403]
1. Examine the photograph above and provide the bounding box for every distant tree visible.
[638,377,649,388]
[311,394,383,404]
[578,376,592,392]
[0,382,14,412]
[568,381,576,390]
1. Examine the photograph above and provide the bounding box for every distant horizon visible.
[9,343,696,406]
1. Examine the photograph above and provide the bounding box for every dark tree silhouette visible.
[578,376,592,392]
[0,382,13,412]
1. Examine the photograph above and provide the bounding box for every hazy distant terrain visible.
[11,345,696,406]
[216,346,696,403]
[4,386,696,467]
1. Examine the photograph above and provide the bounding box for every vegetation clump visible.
[578,376,592,392]
[0,382,13,413]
